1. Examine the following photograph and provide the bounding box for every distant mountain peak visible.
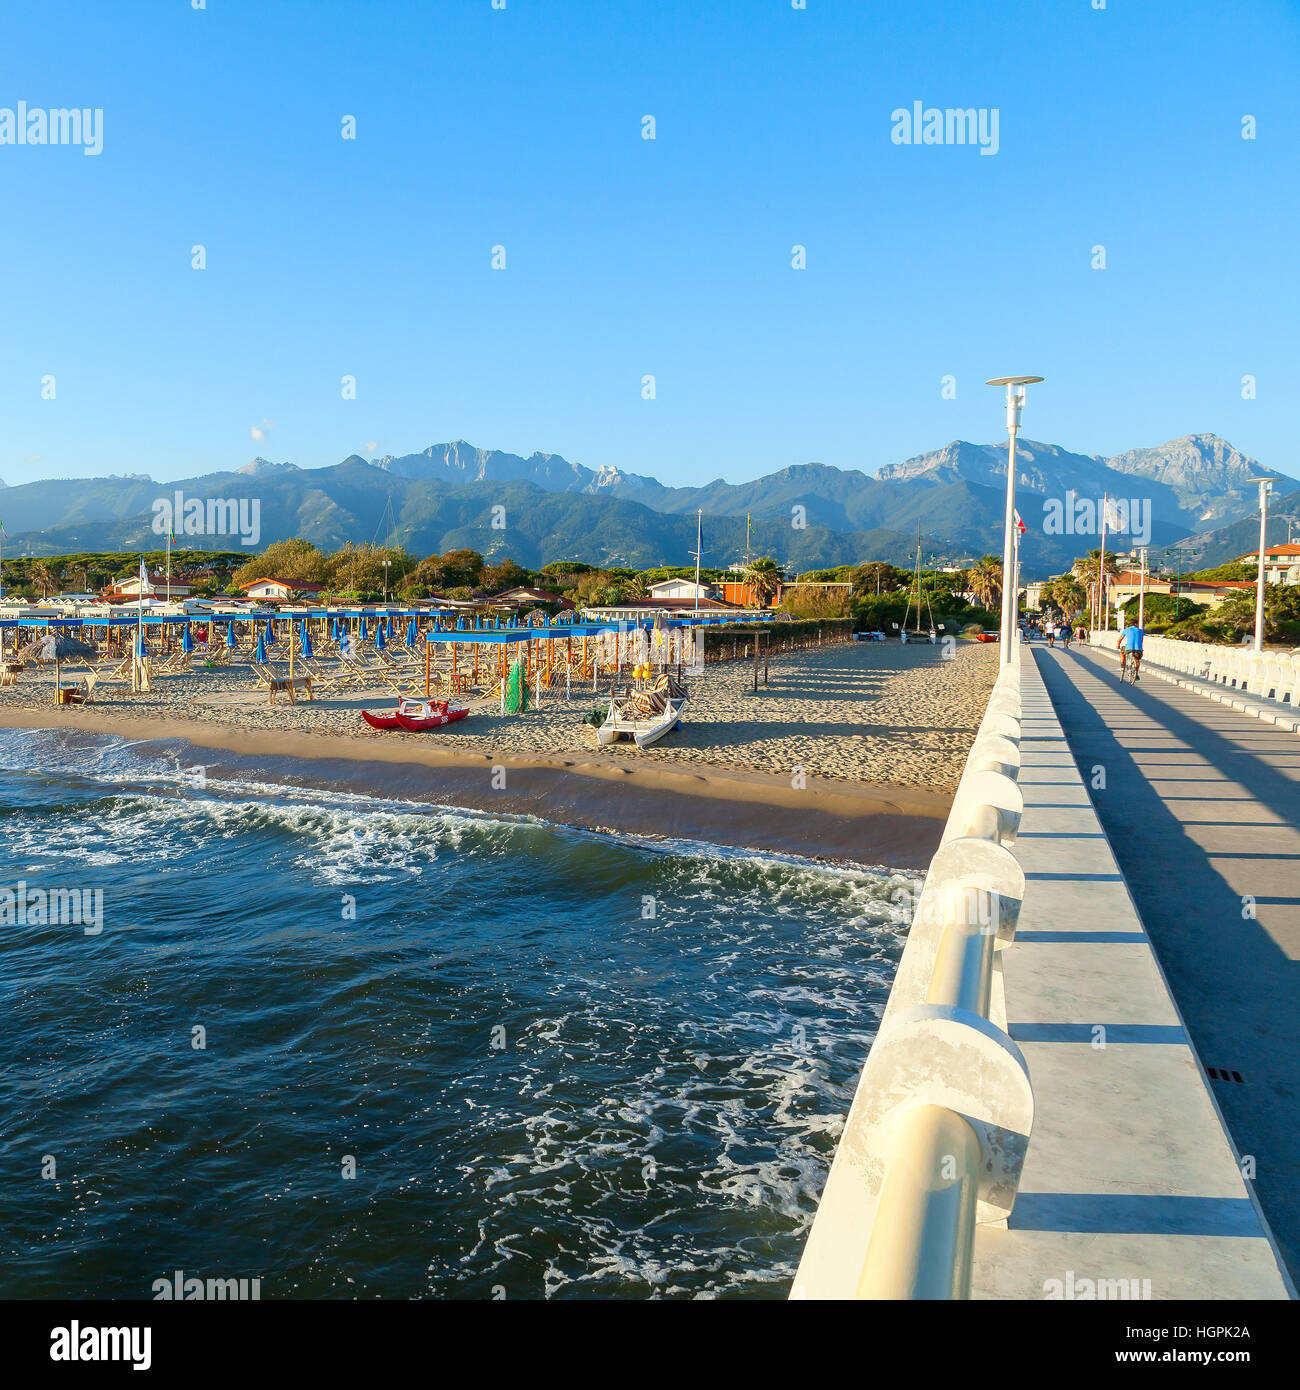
[237,457,299,476]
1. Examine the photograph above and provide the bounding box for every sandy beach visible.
[0,639,997,865]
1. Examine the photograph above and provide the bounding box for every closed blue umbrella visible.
[405,618,417,647]
[255,633,267,664]
[300,624,314,660]
[375,623,386,650]
[330,617,340,643]
[181,626,194,654]
[264,618,275,646]
[225,622,236,650]
[359,617,368,641]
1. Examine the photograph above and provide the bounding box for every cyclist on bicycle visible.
[1118,617,1144,681]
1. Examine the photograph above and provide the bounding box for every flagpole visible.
[166,529,172,605]
[1098,492,1109,633]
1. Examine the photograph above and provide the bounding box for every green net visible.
[504,656,530,714]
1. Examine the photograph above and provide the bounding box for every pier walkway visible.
[796,639,1293,1299]
[1029,642,1300,1288]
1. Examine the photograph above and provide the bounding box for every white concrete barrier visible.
[791,643,1033,1300]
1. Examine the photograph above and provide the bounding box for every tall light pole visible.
[986,375,1044,665]
[1248,476,1273,653]
[1137,546,1147,631]
[382,559,391,603]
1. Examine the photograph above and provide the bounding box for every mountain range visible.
[1,433,1294,580]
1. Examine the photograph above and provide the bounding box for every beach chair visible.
[298,656,361,694]
[153,648,192,675]
[341,651,397,687]
[95,651,134,684]
[249,661,278,691]
[60,671,99,705]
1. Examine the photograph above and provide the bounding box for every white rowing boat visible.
[597,695,684,749]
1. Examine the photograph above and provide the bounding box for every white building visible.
[647,579,717,601]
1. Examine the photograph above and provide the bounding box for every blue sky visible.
[1,0,1297,489]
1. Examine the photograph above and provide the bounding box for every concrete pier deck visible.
[969,648,1293,1299]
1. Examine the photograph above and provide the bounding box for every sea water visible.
[0,727,912,1299]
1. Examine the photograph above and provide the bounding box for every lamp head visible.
[987,376,1043,431]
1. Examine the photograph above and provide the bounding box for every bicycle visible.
[1119,652,1141,685]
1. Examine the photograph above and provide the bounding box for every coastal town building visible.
[1106,568,1255,612]
[582,595,745,623]
[489,586,576,611]
[1235,542,1300,585]
[237,577,324,602]
[646,579,717,602]
[101,573,193,603]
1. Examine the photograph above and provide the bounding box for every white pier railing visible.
[1090,631,1300,705]
[791,639,1034,1300]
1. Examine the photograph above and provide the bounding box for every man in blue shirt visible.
[1117,618,1144,681]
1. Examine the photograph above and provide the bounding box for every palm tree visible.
[1053,575,1086,623]
[30,561,59,599]
[967,555,1003,611]
[747,556,782,606]
[1073,550,1120,626]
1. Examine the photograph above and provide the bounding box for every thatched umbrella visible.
[27,632,99,703]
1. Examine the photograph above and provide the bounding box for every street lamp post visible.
[1247,476,1274,653]
[382,559,391,603]
[1137,547,1147,631]
[986,376,1044,665]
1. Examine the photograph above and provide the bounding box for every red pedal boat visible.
[362,697,466,731]
[395,706,470,731]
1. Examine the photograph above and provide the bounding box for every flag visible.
[138,558,154,596]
